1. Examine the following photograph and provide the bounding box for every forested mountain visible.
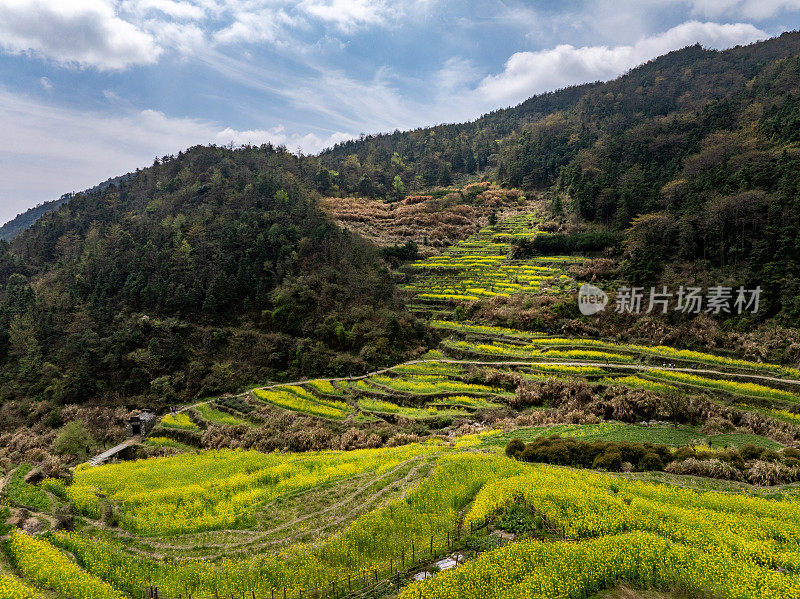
[0,145,423,418]
[0,196,71,242]
[0,174,133,242]
[4,31,800,420]
[318,31,800,317]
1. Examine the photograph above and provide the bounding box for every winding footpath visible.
[177,358,800,413]
[86,355,800,466]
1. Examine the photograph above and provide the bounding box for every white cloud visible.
[435,57,482,94]
[196,49,422,132]
[210,0,434,45]
[299,0,391,31]
[39,77,52,90]
[148,20,206,53]
[123,0,207,21]
[213,8,299,45]
[215,124,353,151]
[687,0,800,20]
[0,0,441,69]
[0,86,352,225]
[0,0,161,70]
[475,21,767,107]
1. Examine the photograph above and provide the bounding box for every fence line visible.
[142,511,572,599]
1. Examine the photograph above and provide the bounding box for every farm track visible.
[203,458,435,560]
[80,470,388,544]
[81,455,436,560]
[179,359,800,414]
[0,466,15,499]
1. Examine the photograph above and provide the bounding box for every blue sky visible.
[1,0,799,225]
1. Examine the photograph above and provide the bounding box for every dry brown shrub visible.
[701,417,736,435]
[482,368,522,389]
[320,185,539,252]
[449,422,487,438]
[665,458,743,481]
[564,409,601,424]
[511,378,594,410]
[40,454,72,479]
[490,417,517,431]
[567,258,617,279]
[338,427,382,450]
[385,433,421,447]
[285,426,335,452]
[514,411,553,426]
[746,460,798,486]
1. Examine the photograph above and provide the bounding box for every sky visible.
[1,1,799,225]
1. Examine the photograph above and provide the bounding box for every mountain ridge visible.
[0,173,134,242]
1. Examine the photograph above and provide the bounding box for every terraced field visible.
[138,213,800,454]
[6,210,800,599]
[402,213,583,306]
[7,444,800,599]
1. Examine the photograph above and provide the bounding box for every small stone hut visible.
[126,410,157,437]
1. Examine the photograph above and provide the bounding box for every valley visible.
[4,27,800,599]
[4,209,800,599]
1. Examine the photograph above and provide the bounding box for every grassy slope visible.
[484,424,782,449]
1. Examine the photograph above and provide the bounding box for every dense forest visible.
[0,145,425,421]
[0,174,134,242]
[316,32,800,317]
[0,196,71,242]
[4,31,800,422]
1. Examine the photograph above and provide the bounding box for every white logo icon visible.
[578,284,608,315]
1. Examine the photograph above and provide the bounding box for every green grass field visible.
[484,423,782,449]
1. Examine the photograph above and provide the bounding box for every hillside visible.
[4,193,800,599]
[6,30,800,599]
[0,196,70,242]
[0,144,425,431]
[319,31,800,317]
[0,174,134,242]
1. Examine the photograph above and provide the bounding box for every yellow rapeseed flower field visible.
[0,573,40,599]
[43,443,800,598]
[7,531,126,599]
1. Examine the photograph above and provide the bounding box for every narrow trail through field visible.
[84,456,435,561]
[83,353,800,467]
[176,359,800,414]
[0,466,15,498]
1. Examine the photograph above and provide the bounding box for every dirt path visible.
[190,456,434,560]
[86,437,141,467]
[0,466,16,498]
[85,455,434,561]
[176,358,800,415]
